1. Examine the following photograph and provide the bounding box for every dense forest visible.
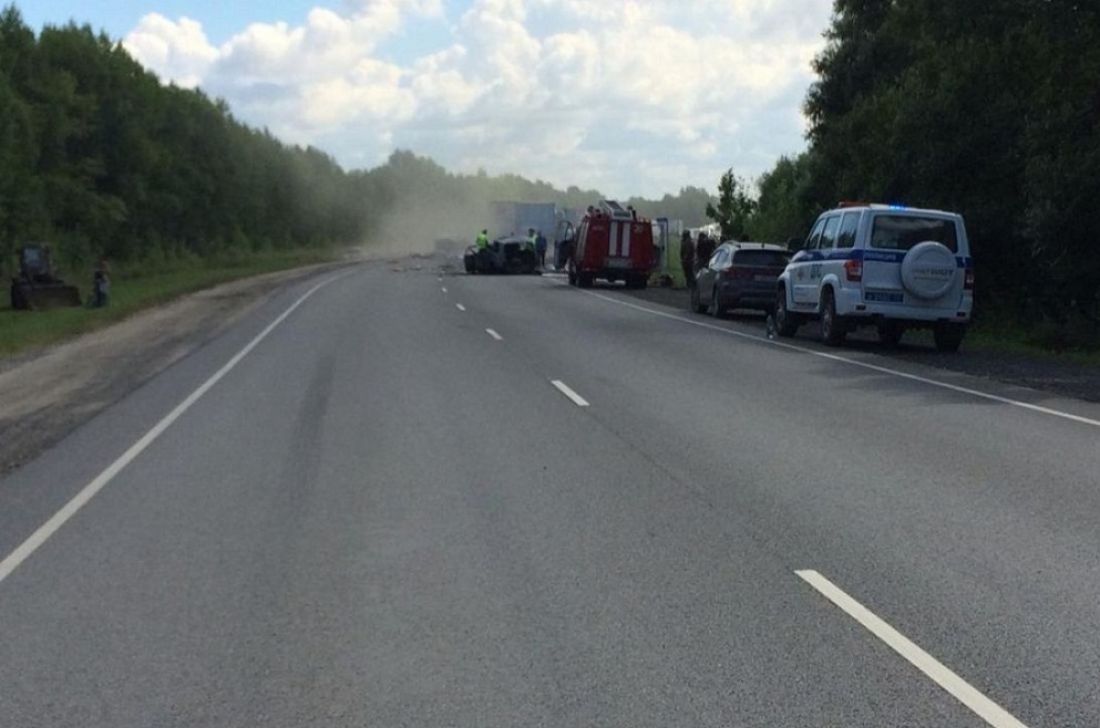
[745,0,1099,334]
[0,4,712,280]
[0,5,363,276]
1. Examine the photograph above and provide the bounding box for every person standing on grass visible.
[92,257,111,308]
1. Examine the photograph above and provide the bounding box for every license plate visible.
[865,291,903,303]
[753,274,772,282]
[606,258,631,269]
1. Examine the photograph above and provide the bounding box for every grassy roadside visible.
[0,248,340,358]
[963,324,1100,366]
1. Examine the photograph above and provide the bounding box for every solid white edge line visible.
[795,570,1028,728]
[456,303,466,311]
[551,379,590,407]
[559,281,1100,430]
[0,269,356,586]
[486,328,503,341]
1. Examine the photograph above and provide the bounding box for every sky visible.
[17,0,836,198]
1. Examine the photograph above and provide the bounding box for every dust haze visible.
[358,193,491,258]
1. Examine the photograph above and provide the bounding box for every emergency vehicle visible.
[567,201,656,289]
[775,202,974,351]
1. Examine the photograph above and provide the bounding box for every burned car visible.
[464,235,539,275]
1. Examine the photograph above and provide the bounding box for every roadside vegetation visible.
[736,1,1100,353]
[0,3,713,355]
[0,248,335,356]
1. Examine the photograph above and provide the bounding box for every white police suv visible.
[775,203,974,351]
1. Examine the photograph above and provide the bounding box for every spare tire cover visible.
[900,241,957,300]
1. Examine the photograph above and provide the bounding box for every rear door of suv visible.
[862,212,962,308]
[730,247,790,303]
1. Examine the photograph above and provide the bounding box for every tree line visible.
[0,5,715,283]
[719,0,1098,334]
[0,6,367,277]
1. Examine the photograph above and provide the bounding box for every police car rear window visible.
[871,215,958,252]
[733,250,790,267]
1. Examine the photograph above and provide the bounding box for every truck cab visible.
[567,201,656,289]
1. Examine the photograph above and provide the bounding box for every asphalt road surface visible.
[2,263,1098,727]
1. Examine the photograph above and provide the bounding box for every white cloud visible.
[123,0,833,197]
[123,14,217,88]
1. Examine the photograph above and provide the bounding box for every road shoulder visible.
[620,284,1100,404]
[0,263,346,476]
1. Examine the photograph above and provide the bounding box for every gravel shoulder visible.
[621,284,1100,404]
[0,263,347,475]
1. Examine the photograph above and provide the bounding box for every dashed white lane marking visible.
[563,282,1100,430]
[796,570,1028,728]
[441,287,448,293]
[486,329,503,341]
[551,380,590,407]
[456,303,466,312]
[0,270,356,587]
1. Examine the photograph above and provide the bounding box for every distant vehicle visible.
[464,236,539,275]
[775,203,974,351]
[567,201,656,289]
[9,244,82,310]
[692,242,790,317]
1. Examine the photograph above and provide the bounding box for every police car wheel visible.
[878,322,904,348]
[820,289,846,346]
[933,323,965,353]
[775,290,799,337]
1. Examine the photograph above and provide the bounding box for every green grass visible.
[964,321,1100,366]
[0,248,339,357]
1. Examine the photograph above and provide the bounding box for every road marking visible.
[795,570,1028,728]
[456,303,466,311]
[441,287,448,293]
[0,269,356,587]
[551,379,590,407]
[565,284,1100,430]
[486,328,503,341]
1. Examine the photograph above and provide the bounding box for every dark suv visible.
[692,242,790,316]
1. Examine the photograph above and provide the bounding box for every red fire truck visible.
[566,201,656,289]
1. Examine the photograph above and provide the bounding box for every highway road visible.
[1,261,1099,727]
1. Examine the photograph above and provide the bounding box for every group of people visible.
[678,230,715,288]
[475,228,550,268]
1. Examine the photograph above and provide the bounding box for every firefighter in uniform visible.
[475,229,490,271]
